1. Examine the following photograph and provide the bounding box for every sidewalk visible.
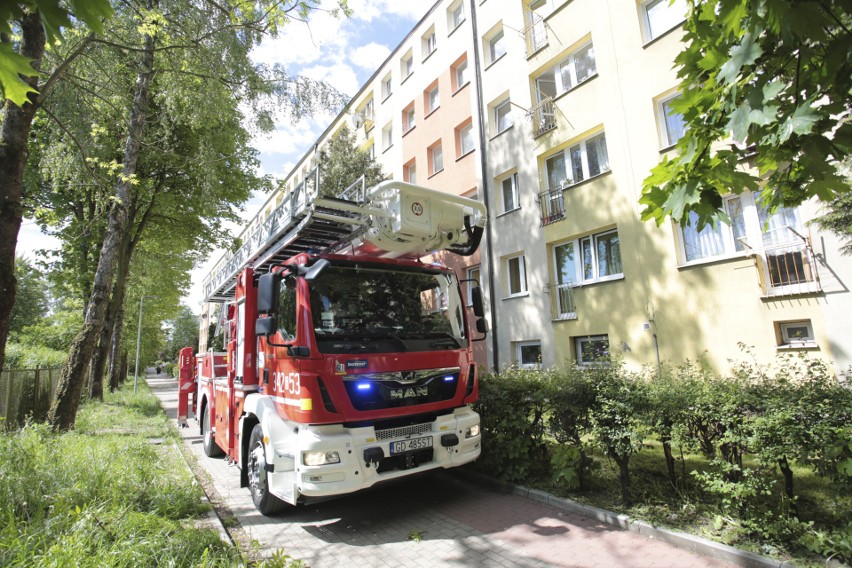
[147,371,748,568]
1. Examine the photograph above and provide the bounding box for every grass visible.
[0,381,248,567]
[518,439,851,567]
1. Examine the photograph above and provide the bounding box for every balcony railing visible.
[744,227,821,296]
[522,12,548,56]
[539,188,565,226]
[528,97,556,138]
[549,283,577,320]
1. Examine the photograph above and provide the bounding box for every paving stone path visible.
[147,372,735,568]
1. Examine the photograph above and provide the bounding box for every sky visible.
[15,0,434,312]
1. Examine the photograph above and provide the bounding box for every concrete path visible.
[146,372,736,568]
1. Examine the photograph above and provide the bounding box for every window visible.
[405,161,416,184]
[362,97,374,122]
[465,265,480,306]
[659,94,685,147]
[642,0,687,42]
[401,51,414,80]
[423,28,437,59]
[403,105,415,133]
[426,85,440,114]
[545,132,610,189]
[515,341,542,369]
[489,30,506,63]
[453,57,469,91]
[778,320,816,347]
[382,74,392,100]
[457,122,474,156]
[448,1,465,30]
[575,335,609,366]
[554,229,623,285]
[681,197,745,262]
[536,41,597,103]
[500,172,519,213]
[429,142,443,175]
[494,99,513,134]
[505,253,527,297]
[382,122,393,151]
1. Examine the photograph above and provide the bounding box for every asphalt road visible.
[147,372,735,568]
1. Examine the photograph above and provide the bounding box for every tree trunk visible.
[48,32,156,431]
[613,453,633,507]
[662,435,677,487]
[0,12,45,375]
[108,303,126,392]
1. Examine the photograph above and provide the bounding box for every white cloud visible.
[15,220,61,261]
[346,0,432,23]
[350,42,391,71]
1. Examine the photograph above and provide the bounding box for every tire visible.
[201,405,224,458]
[247,423,287,515]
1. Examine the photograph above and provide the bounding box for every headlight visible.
[465,424,480,438]
[303,451,341,466]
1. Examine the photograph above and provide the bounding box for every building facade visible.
[230,0,852,380]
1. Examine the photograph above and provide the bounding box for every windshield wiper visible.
[424,332,463,348]
[361,331,408,351]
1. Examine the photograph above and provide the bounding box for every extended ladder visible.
[202,177,486,302]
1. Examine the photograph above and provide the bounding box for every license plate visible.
[389,436,433,455]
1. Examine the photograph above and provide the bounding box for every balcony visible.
[522,12,548,56]
[549,283,577,320]
[746,228,821,297]
[528,97,556,139]
[539,188,565,226]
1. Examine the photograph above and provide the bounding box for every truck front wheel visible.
[201,405,224,458]
[247,424,287,515]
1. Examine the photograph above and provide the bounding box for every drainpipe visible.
[469,0,500,373]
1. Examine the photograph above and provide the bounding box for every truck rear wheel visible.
[247,424,287,515]
[201,405,224,458]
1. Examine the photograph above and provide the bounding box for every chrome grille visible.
[375,422,432,441]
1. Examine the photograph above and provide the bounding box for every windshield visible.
[308,264,467,353]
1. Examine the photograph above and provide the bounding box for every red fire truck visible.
[191,179,487,514]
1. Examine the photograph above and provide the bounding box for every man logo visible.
[390,386,428,400]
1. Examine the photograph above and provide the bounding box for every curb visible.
[452,469,802,568]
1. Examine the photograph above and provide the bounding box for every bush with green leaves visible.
[473,367,549,482]
[2,342,67,369]
[544,365,597,490]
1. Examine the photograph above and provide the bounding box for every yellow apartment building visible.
[206,0,852,380]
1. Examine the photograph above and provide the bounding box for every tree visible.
[0,0,112,382]
[40,0,348,430]
[814,160,852,254]
[318,124,386,197]
[640,0,851,231]
[164,305,198,362]
[8,255,48,335]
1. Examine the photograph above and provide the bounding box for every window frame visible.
[453,57,469,92]
[381,122,393,151]
[382,74,393,100]
[553,228,623,286]
[489,29,506,63]
[544,131,610,190]
[427,85,440,115]
[500,172,520,214]
[575,335,610,366]
[448,1,465,31]
[402,104,416,133]
[658,93,685,148]
[422,28,437,59]
[429,142,444,176]
[505,253,528,298]
[457,122,474,157]
[404,160,417,184]
[401,51,414,80]
[494,99,513,135]
[515,340,542,369]
[778,320,816,347]
[642,0,687,43]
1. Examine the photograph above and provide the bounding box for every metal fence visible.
[0,367,62,428]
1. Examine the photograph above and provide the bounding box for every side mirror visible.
[476,318,489,334]
[256,316,277,337]
[302,259,330,282]
[471,286,485,318]
[257,272,281,314]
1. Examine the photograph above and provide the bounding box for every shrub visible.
[544,366,597,490]
[473,367,549,482]
[2,342,67,369]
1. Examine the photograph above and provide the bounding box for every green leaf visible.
[779,102,819,143]
[727,103,751,144]
[718,32,763,84]
[69,0,114,35]
[0,43,39,106]
[35,0,73,45]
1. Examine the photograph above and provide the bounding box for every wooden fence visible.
[0,367,62,428]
